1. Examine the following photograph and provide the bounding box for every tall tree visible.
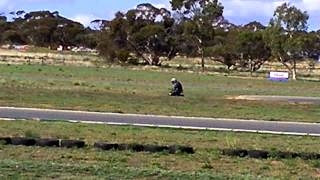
[53,20,85,48]
[98,4,177,65]
[128,3,177,65]
[265,3,309,80]
[171,0,224,71]
[4,11,86,48]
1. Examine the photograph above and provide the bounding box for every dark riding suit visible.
[170,81,183,96]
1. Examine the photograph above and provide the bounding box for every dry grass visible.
[0,48,100,67]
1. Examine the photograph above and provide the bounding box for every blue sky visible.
[0,0,319,30]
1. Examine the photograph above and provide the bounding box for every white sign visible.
[270,72,289,79]
[269,71,289,82]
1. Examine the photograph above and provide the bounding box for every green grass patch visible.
[0,64,320,122]
[0,120,320,179]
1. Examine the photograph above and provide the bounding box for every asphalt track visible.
[0,107,320,136]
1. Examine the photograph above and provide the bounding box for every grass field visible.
[1,62,320,179]
[1,120,320,179]
[0,64,320,122]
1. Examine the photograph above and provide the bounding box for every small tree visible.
[205,29,238,70]
[236,30,271,75]
[266,3,309,80]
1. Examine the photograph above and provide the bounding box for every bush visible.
[115,50,131,63]
[127,57,139,65]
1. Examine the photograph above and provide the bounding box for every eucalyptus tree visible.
[265,3,309,80]
[171,0,224,71]
[204,29,238,70]
[236,30,271,75]
[21,11,85,48]
[0,12,26,44]
[127,3,177,65]
[206,29,271,73]
[98,3,177,65]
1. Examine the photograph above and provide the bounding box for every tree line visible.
[1,0,320,80]
[0,11,97,49]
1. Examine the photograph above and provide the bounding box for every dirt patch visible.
[226,95,320,105]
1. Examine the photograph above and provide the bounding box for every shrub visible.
[127,57,139,65]
[115,50,131,63]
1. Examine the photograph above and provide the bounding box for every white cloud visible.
[220,0,320,29]
[221,0,287,18]
[0,0,9,7]
[0,0,13,12]
[71,14,99,27]
[299,0,320,11]
[154,3,169,9]
[221,0,320,16]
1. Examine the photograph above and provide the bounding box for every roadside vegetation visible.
[1,120,320,179]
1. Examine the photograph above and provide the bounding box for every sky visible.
[0,0,319,30]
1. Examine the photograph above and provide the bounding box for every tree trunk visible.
[292,69,297,80]
[201,48,205,72]
[249,58,253,77]
[195,36,205,72]
[292,60,297,80]
[279,56,297,81]
[151,55,160,66]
